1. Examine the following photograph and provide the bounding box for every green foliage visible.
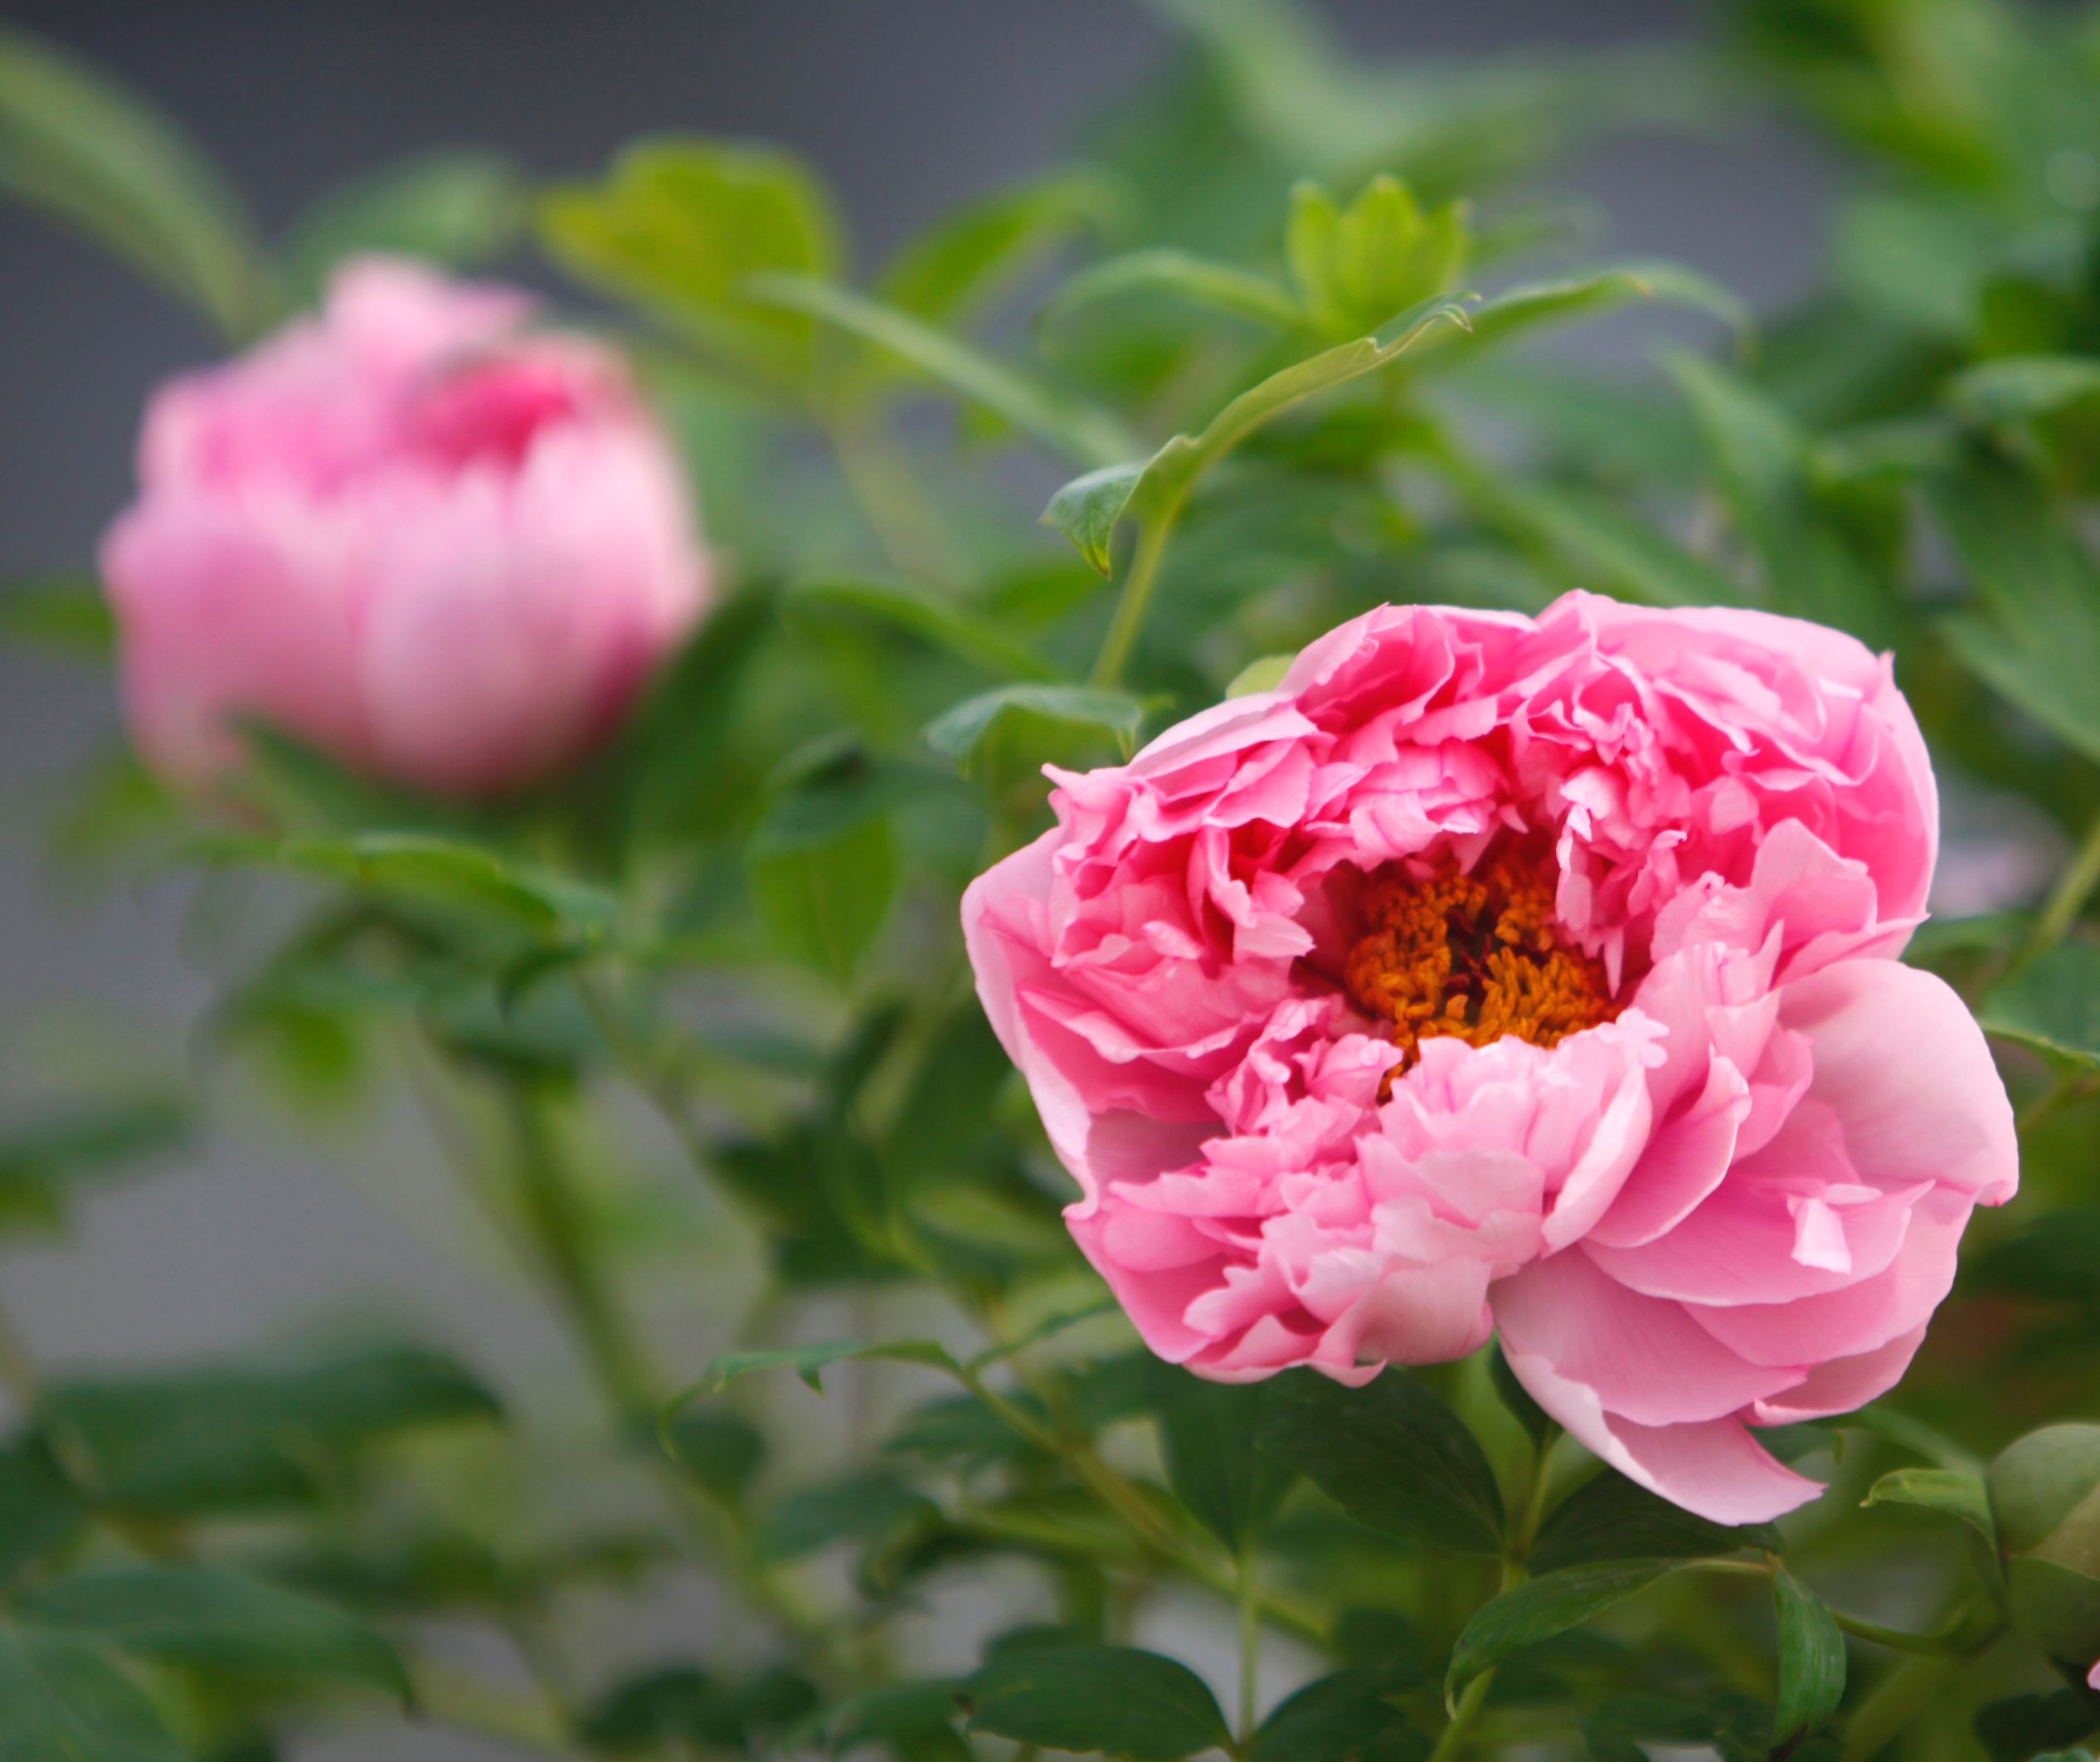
[16,1,2100,1756]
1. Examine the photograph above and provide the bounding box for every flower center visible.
[1343,848,1618,1081]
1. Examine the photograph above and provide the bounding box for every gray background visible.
[0,3,1835,1755]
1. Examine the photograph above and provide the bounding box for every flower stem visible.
[2020,801,2100,967]
[1237,1540,1263,1748]
[0,1287,41,1414]
[1091,493,1186,689]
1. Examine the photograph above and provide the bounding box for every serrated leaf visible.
[1529,1469,1779,1575]
[540,137,841,387]
[0,23,266,336]
[1947,357,2100,429]
[1981,943,2100,1073]
[1145,1362,1294,1551]
[1772,1570,1847,1746]
[1446,1561,1679,1706]
[962,1643,1232,1760]
[744,272,1135,465]
[21,1565,410,1700]
[0,1628,182,1762]
[785,575,1054,679]
[283,150,527,299]
[1258,1369,1505,1556]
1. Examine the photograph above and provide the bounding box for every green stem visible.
[1237,1541,1263,1750]
[2025,803,2100,965]
[828,412,961,584]
[1431,1668,1496,1762]
[1840,1609,2005,1762]
[1091,494,1187,689]
[0,1287,41,1412]
[503,1088,658,1428]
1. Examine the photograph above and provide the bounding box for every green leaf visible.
[197,831,618,942]
[1930,457,2100,767]
[1039,291,1470,568]
[744,271,1135,466]
[0,572,112,659]
[746,752,900,982]
[962,1643,1232,1760]
[0,1438,87,1589]
[1145,1362,1294,1551]
[0,23,266,336]
[1947,356,2100,430]
[880,168,1119,327]
[784,575,1055,680]
[662,1410,767,1506]
[21,1565,410,1700]
[577,1665,819,1755]
[0,1093,190,1234]
[1043,464,1145,575]
[1529,1469,1780,1575]
[540,137,842,387]
[1425,263,1748,368]
[1981,943,2100,1073]
[756,1468,941,1563]
[1258,1369,1505,1556]
[41,1346,500,1518]
[1043,247,1305,335]
[682,1338,963,1401]
[1974,1690,2100,1762]
[1446,1561,1679,1706]
[1287,175,1468,338]
[0,1628,182,1762]
[1863,1467,1999,1554]
[1771,1570,1847,1747]
[1226,653,1295,698]
[1489,1346,1556,1455]
[282,150,527,300]
[926,684,1146,773]
[1253,1668,1428,1762]
[1479,479,1745,608]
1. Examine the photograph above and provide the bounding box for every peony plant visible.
[2,2,2099,1761]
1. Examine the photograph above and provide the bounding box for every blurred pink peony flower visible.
[964,593,2016,1523]
[101,256,707,796]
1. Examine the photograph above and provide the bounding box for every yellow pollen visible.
[1343,850,1618,1088]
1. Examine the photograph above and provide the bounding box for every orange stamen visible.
[1343,849,1618,1091]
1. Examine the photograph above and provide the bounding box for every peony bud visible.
[1989,1424,2100,1672]
[101,256,707,798]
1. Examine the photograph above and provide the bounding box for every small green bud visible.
[1989,1424,2100,1671]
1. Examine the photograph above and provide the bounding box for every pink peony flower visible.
[964,593,2016,1523]
[101,256,707,796]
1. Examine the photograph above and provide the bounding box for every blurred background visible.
[0,0,1836,1395]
